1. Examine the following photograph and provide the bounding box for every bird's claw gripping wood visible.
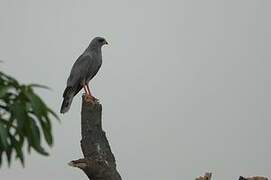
[83,94,99,104]
[84,94,94,104]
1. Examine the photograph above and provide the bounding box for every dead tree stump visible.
[68,97,122,180]
[195,172,212,180]
[239,176,268,180]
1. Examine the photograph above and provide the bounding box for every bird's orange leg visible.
[83,84,94,104]
[83,85,89,95]
[86,84,95,97]
[86,84,98,102]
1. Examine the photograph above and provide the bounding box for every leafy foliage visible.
[0,71,59,167]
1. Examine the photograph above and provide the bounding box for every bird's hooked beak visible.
[105,40,109,45]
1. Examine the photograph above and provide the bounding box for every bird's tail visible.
[60,87,74,114]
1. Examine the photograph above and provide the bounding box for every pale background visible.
[0,0,270,180]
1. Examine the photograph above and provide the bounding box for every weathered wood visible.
[68,98,269,180]
[195,172,212,180]
[194,172,268,180]
[239,176,268,180]
[69,97,122,180]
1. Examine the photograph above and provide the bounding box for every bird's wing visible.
[60,54,94,113]
[67,54,94,87]
[62,54,94,99]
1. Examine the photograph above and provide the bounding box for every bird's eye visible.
[98,39,104,43]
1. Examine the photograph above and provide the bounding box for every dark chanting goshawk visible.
[60,37,108,113]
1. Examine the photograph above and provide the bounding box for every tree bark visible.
[69,97,122,180]
[195,172,212,180]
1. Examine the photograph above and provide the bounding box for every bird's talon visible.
[84,95,94,104]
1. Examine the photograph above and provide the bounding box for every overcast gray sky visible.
[0,0,270,180]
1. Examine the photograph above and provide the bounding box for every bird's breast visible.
[86,58,102,82]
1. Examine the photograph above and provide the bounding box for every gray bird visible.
[60,37,108,113]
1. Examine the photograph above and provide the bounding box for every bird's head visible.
[90,37,108,48]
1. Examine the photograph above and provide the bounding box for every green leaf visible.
[10,101,28,131]
[47,108,60,121]
[35,146,48,156]
[29,120,40,145]
[28,84,51,90]
[0,86,9,98]
[0,71,19,89]
[25,90,47,118]
[9,134,24,166]
[5,148,12,167]
[0,122,8,149]
[0,150,2,167]
[29,119,48,156]
[40,119,53,146]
